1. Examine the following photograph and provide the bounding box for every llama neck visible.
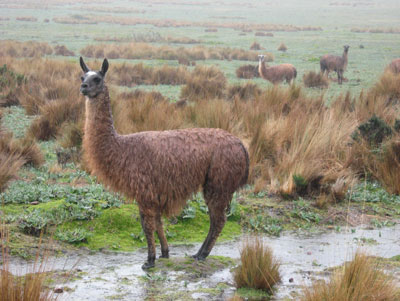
[342,50,348,66]
[259,60,271,80]
[83,86,119,163]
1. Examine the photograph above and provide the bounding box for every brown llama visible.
[79,57,249,269]
[387,58,400,74]
[320,45,350,84]
[258,54,297,84]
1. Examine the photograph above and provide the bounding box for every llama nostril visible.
[81,83,88,89]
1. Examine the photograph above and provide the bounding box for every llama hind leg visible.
[140,211,156,269]
[193,194,230,260]
[156,213,169,258]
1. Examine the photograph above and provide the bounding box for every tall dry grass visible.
[0,226,57,301]
[109,63,189,86]
[80,43,271,62]
[1,57,400,198]
[233,236,281,294]
[303,71,329,88]
[180,65,227,101]
[300,252,400,301]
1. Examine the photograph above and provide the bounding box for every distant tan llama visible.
[320,45,350,84]
[258,54,297,84]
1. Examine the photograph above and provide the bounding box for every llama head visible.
[79,57,109,98]
[258,54,265,62]
[344,45,350,52]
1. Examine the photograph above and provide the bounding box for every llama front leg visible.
[156,213,169,258]
[140,211,156,269]
[338,70,343,85]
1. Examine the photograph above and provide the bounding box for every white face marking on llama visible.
[258,54,265,62]
[79,57,109,98]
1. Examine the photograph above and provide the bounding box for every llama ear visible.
[100,58,109,76]
[80,57,90,73]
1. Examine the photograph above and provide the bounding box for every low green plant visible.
[352,115,393,146]
[349,182,400,203]
[17,210,49,235]
[55,228,91,243]
[247,215,283,237]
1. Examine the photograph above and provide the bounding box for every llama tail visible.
[239,142,250,188]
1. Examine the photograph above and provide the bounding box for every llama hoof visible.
[160,253,169,259]
[141,261,155,270]
[192,254,206,261]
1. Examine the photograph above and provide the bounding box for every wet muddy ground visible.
[8,223,400,300]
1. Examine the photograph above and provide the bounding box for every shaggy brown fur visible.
[387,58,400,74]
[258,55,296,84]
[80,58,249,270]
[320,45,349,84]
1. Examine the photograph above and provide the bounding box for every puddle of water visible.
[6,223,400,300]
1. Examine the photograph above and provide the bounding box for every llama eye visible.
[93,77,101,84]
[80,76,84,81]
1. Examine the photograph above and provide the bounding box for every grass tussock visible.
[54,45,75,57]
[180,65,227,101]
[0,64,25,107]
[109,62,189,86]
[250,42,262,51]
[0,128,44,168]
[303,71,329,88]
[228,82,262,101]
[0,226,57,301]
[236,64,260,79]
[80,42,271,62]
[0,152,25,192]
[112,92,184,134]
[300,252,400,301]
[278,43,288,52]
[234,236,281,294]
[28,98,84,142]
[0,40,52,58]
[372,71,400,101]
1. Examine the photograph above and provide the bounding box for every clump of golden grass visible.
[109,62,189,86]
[80,43,271,62]
[54,45,75,57]
[300,252,400,301]
[16,16,37,22]
[112,92,184,134]
[233,236,281,294]
[0,127,44,168]
[228,82,261,101]
[28,98,84,141]
[278,43,288,52]
[371,71,400,100]
[303,71,329,88]
[0,226,57,301]
[0,41,52,58]
[181,65,227,101]
[0,152,25,192]
[235,64,259,79]
[0,64,25,107]
[250,42,261,50]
